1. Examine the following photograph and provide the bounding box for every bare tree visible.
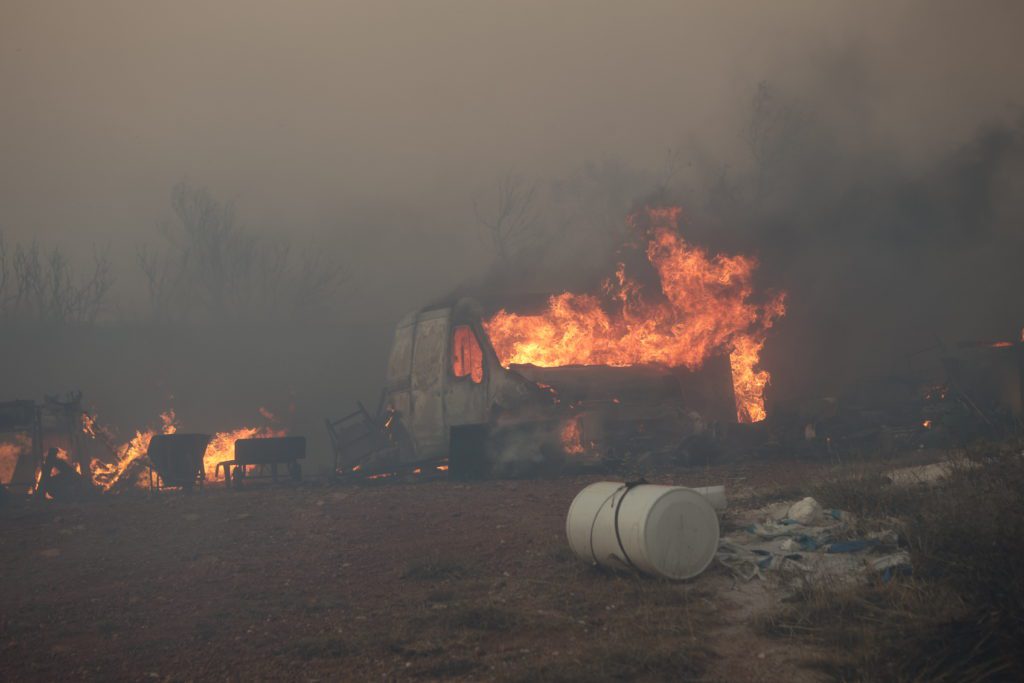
[0,232,114,324]
[139,182,346,323]
[473,173,540,264]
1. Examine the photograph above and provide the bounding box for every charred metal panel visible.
[672,355,737,424]
[408,309,450,460]
[385,314,416,446]
[385,313,416,393]
[511,353,736,423]
[511,364,682,405]
[148,433,210,489]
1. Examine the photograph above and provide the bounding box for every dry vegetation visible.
[761,441,1024,682]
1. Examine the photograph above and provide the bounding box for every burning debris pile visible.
[84,408,289,491]
[1,396,291,498]
[484,206,786,423]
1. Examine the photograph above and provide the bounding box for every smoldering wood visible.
[35,447,95,501]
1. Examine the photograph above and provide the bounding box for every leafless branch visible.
[139,182,347,323]
[474,173,540,264]
[0,234,113,323]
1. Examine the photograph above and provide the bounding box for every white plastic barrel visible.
[566,482,720,580]
[687,485,727,511]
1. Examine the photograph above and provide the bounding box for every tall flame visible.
[484,206,785,422]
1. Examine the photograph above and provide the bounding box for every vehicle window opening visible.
[452,325,484,383]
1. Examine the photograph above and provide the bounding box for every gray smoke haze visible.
[2,0,1024,458]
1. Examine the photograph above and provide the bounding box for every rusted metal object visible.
[146,433,211,491]
[2,393,92,494]
[217,436,306,487]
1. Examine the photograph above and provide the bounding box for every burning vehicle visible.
[331,206,787,478]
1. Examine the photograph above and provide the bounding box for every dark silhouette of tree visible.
[139,182,346,323]
[473,173,540,264]
[0,232,113,324]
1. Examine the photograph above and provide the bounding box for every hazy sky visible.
[2,0,1024,424]
[2,0,1023,316]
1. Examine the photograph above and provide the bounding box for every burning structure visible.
[329,205,1024,480]
[484,206,786,424]
[331,206,787,478]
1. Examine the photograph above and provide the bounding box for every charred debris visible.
[326,296,1024,482]
[3,325,1023,500]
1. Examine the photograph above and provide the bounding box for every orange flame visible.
[0,434,32,486]
[202,424,287,480]
[86,409,286,490]
[90,410,178,490]
[561,417,584,454]
[484,206,785,422]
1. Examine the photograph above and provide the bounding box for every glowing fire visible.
[484,206,785,422]
[561,417,584,454]
[90,410,177,490]
[0,434,32,486]
[86,408,285,490]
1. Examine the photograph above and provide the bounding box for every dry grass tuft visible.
[763,440,1024,682]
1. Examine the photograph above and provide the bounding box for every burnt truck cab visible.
[384,299,546,472]
[381,297,737,477]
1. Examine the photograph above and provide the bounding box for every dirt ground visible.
[1,458,868,682]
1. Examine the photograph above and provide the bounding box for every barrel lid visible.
[643,488,719,579]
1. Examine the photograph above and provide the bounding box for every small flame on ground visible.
[922,419,933,429]
[561,417,584,454]
[90,410,178,490]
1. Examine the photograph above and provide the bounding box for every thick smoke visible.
[2,2,1023,467]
